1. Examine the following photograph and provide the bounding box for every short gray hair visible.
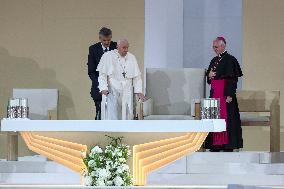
[218,39,226,47]
[99,27,112,37]
[117,38,129,46]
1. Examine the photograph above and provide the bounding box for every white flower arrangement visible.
[83,135,132,186]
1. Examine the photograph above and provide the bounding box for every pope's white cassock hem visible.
[97,49,142,120]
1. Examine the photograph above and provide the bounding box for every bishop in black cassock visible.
[205,37,243,152]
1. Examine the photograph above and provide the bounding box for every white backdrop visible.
[183,0,243,69]
[144,0,184,69]
[145,0,243,69]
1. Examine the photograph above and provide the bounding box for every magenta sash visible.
[211,79,228,145]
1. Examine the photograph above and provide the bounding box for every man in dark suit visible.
[87,27,117,120]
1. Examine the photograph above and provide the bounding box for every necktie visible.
[104,48,108,53]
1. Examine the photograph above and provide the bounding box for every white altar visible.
[0,119,225,186]
[0,119,225,132]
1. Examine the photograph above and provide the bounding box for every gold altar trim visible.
[20,131,207,186]
[133,132,208,185]
[20,132,87,174]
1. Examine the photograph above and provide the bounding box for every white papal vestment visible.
[97,49,142,120]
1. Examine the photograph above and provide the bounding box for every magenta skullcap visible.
[216,36,226,44]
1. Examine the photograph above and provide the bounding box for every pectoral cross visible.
[122,71,126,78]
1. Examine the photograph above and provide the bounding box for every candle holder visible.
[200,98,220,119]
[7,98,29,119]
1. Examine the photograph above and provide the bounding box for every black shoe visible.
[223,149,233,152]
[209,149,221,152]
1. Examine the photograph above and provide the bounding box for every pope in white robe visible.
[96,39,145,120]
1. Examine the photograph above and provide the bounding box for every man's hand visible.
[208,68,216,80]
[226,96,232,103]
[101,90,109,96]
[137,93,146,102]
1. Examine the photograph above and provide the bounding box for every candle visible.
[20,98,28,107]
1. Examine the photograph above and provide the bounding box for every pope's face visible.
[100,36,112,48]
[117,42,129,57]
[213,40,225,55]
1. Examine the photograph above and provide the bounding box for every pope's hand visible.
[101,90,109,96]
[137,93,146,102]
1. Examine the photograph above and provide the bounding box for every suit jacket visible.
[87,41,117,101]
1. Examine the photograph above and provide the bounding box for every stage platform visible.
[1,152,284,188]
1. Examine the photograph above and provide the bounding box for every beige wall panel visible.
[0,0,43,120]
[42,0,144,19]
[0,0,43,61]
[243,0,284,127]
[0,0,41,18]
[243,0,284,150]
[0,134,7,159]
